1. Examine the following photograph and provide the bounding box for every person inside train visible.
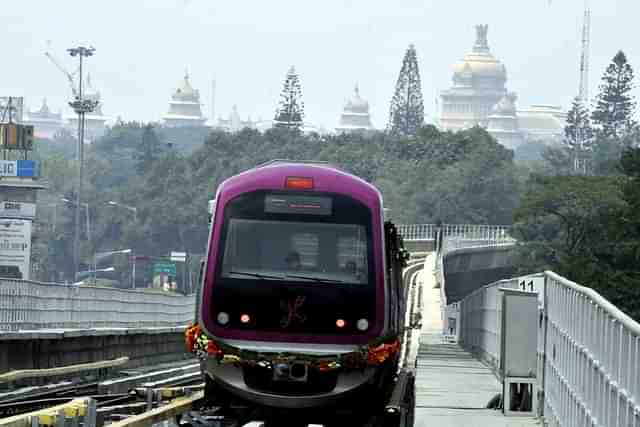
[285,251,302,270]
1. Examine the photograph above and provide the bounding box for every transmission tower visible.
[578,0,591,105]
[573,0,592,174]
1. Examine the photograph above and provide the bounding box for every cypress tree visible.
[591,50,637,139]
[564,97,594,174]
[564,97,593,149]
[388,44,424,136]
[274,66,304,130]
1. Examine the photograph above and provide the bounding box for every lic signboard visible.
[0,160,38,178]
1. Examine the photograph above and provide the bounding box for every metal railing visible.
[0,279,195,331]
[440,238,516,254]
[396,223,513,242]
[457,270,640,427]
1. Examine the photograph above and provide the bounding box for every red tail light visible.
[240,313,251,324]
[285,176,314,190]
[336,319,346,328]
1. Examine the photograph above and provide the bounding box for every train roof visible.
[215,159,382,204]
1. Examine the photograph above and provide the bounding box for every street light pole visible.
[107,201,137,222]
[68,45,98,282]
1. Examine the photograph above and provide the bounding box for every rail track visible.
[0,362,202,421]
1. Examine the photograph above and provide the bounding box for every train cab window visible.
[290,233,319,270]
[220,219,369,284]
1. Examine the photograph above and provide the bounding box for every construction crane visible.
[44,40,79,98]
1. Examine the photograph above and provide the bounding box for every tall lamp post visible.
[107,201,137,222]
[93,249,131,285]
[68,45,98,281]
[61,198,90,248]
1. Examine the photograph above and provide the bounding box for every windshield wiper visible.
[285,274,346,284]
[229,271,285,280]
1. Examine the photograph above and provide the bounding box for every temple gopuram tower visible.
[439,25,512,131]
[23,99,63,139]
[162,72,207,127]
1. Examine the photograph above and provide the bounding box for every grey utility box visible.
[499,287,538,416]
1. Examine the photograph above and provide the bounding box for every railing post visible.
[539,272,549,418]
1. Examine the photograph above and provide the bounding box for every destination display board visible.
[0,219,31,280]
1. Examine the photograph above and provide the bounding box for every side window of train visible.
[291,233,319,269]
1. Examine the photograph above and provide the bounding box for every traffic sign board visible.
[170,251,186,262]
[153,262,176,276]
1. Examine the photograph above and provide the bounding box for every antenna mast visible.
[574,0,592,174]
[578,0,591,104]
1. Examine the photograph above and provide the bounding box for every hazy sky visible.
[1,0,639,130]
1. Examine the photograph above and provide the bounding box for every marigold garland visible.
[184,323,400,372]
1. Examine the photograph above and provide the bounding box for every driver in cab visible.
[285,251,302,271]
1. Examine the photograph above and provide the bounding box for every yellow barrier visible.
[0,398,89,427]
[0,357,129,383]
[108,391,204,427]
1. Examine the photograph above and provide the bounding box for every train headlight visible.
[357,318,369,331]
[217,312,229,325]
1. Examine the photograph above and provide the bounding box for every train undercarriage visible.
[183,363,414,427]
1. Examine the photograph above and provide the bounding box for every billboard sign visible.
[0,201,36,219]
[170,251,186,262]
[0,219,31,280]
[153,262,176,276]
[0,160,38,177]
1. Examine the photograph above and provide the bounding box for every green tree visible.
[388,44,424,136]
[565,97,593,149]
[274,66,304,129]
[620,148,640,237]
[562,97,594,174]
[512,174,640,320]
[592,50,637,139]
[136,124,162,173]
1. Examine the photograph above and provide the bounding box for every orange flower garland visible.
[184,322,401,371]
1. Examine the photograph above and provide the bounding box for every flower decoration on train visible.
[185,323,400,372]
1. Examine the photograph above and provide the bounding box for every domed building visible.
[439,25,566,149]
[216,105,258,132]
[439,25,510,131]
[487,93,523,149]
[335,85,375,135]
[162,72,207,128]
[23,98,63,139]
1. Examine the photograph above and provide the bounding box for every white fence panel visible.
[396,223,514,242]
[456,267,640,427]
[0,279,195,331]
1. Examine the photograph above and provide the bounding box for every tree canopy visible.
[32,123,520,289]
[274,66,304,129]
[388,44,424,137]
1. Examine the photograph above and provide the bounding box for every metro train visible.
[188,160,410,425]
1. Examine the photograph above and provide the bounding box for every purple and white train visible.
[195,160,409,424]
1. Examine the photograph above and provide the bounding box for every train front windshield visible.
[221,219,369,284]
[211,190,376,335]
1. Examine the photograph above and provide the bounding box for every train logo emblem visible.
[280,296,307,328]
